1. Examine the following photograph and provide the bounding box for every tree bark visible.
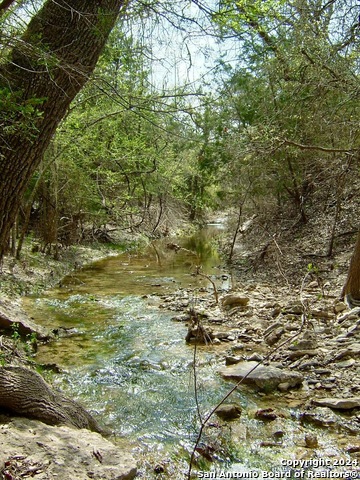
[0,0,16,14]
[0,366,105,433]
[0,0,126,262]
[342,232,360,306]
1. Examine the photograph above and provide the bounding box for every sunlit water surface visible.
[24,230,239,444]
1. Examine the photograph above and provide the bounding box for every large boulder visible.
[0,417,137,480]
[220,361,303,392]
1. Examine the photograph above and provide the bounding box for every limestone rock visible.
[0,417,137,480]
[263,322,283,337]
[305,434,318,448]
[265,327,285,346]
[247,353,263,362]
[311,309,333,319]
[334,302,347,314]
[330,343,360,362]
[230,423,247,443]
[213,331,232,340]
[312,397,360,410]
[225,356,242,366]
[336,358,356,368]
[255,408,277,421]
[170,314,190,322]
[221,294,250,308]
[287,350,318,360]
[301,407,360,433]
[283,302,303,315]
[0,299,50,340]
[346,444,360,453]
[289,333,317,351]
[220,361,303,392]
[278,382,292,392]
[301,407,339,428]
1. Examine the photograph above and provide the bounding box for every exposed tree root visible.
[0,366,106,434]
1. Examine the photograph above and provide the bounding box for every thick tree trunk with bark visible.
[0,0,126,262]
[0,366,105,433]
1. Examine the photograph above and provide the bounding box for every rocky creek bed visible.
[159,280,360,469]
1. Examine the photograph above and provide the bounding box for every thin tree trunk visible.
[342,231,360,303]
[286,157,307,224]
[152,195,164,235]
[228,201,243,263]
[0,0,126,262]
[10,218,16,256]
[16,172,44,259]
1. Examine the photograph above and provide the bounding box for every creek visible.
[22,227,353,478]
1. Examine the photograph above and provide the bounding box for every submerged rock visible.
[220,361,303,392]
[301,407,360,433]
[305,434,319,448]
[255,408,278,421]
[215,403,242,421]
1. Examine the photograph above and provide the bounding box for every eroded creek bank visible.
[9,227,360,478]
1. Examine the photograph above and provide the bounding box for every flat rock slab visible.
[0,417,137,480]
[0,299,50,340]
[220,361,303,392]
[301,407,360,434]
[312,397,360,410]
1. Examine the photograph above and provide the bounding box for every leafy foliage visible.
[1,0,359,258]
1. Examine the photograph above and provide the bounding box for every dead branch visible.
[282,139,357,154]
[194,266,219,304]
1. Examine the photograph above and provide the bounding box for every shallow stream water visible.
[22,228,357,478]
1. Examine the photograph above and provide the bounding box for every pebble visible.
[305,434,319,448]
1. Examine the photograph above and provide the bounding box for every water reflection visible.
[51,228,227,297]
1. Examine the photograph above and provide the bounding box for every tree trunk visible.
[0,0,126,262]
[0,0,17,14]
[342,232,360,307]
[0,366,105,433]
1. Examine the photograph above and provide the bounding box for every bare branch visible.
[282,139,357,154]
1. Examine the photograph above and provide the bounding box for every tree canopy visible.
[0,0,359,262]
